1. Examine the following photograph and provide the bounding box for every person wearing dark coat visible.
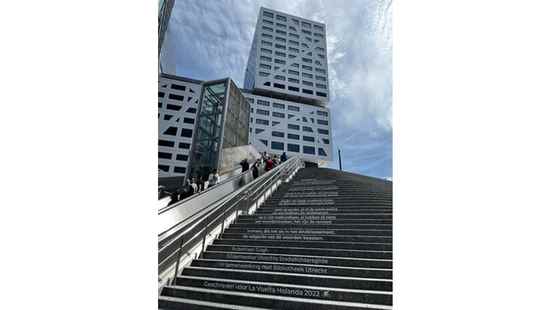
[252,162,259,179]
[280,152,287,163]
[240,159,250,172]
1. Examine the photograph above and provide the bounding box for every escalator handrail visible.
[158,157,302,274]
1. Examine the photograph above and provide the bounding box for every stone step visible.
[161,285,389,310]
[255,208,392,214]
[212,239,392,251]
[223,228,393,237]
[206,245,392,260]
[272,196,392,201]
[271,192,391,197]
[235,218,393,225]
[265,198,392,202]
[180,266,393,291]
[240,214,392,220]
[261,202,392,208]
[228,223,392,230]
[258,207,392,212]
[201,251,392,269]
[221,233,391,243]
[159,295,268,309]
[267,193,391,197]
[190,258,392,279]
[175,275,393,305]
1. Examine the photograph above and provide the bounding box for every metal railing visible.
[158,157,303,286]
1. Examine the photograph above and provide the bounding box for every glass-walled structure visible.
[188,78,250,180]
[224,81,250,148]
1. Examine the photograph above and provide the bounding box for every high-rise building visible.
[244,7,330,106]
[244,7,333,166]
[158,6,333,179]
[158,0,175,56]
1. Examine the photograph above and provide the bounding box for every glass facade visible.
[189,81,226,179]
[189,79,250,179]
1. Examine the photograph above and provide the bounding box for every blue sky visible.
[160,0,392,179]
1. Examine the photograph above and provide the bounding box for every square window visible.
[176,154,189,161]
[174,166,186,173]
[271,141,284,150]
[158,140,174,147]
[303,146,315,154]
[287,143,300,152]
[288,124,300,130]
[180,128,193,137]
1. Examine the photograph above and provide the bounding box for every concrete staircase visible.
[159,167,393,309]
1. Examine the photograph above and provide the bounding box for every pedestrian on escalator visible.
[265,157,273,172]
[208,169,219,188]
[169,190,179,204]
[240,158,250,172]
[190,177,198,193]
[180,179,193,199]
[198,176,205,192]
[175,185,185,201]
[280,152,287,163]
[252,161,259,179]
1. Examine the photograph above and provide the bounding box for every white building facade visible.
[243,90,332,165]
[158,7,333,177]
[244,7,333,165]
[158,74,202,177]
[244,7,330,105]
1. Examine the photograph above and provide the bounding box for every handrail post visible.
[172,238,185,285]
[201,230,208,252]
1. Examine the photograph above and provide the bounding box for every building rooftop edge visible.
[160,73,203,84]
[259,6,326,27]
[160,74,245,88]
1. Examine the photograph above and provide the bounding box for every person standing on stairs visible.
[265,156,273,172]
[208,169,219,188]
[252,161,259,179]
[190,177,198,194]
[240,158,250,172]
[280,151,287,163]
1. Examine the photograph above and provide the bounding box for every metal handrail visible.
[158,164,245,214]
[159,157,299,266]
[158,157,302,282]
